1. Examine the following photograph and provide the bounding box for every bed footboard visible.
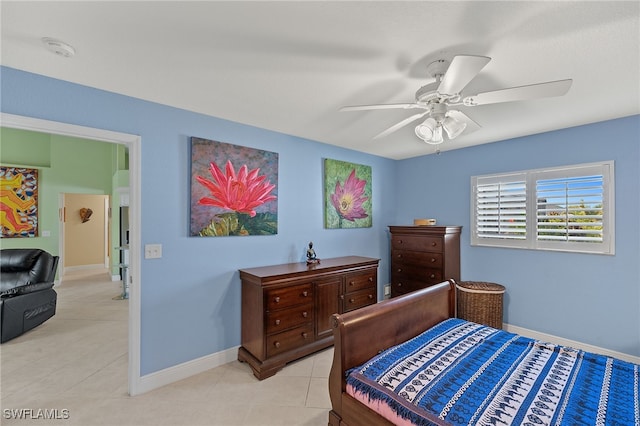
[328,280,456,426]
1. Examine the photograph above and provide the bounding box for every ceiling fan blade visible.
[340,103,423,112]
[437,55,491,96]
[373,111,429,139]
[447,110,481,134]
[463,79,573,106]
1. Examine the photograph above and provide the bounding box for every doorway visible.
[1,113,142,395]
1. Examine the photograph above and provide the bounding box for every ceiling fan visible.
[340,55,572,145]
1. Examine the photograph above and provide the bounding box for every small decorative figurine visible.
[306,241,320,264]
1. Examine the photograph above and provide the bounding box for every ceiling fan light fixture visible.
[442,115,467,139]
[429,125,444,145]
[415,117,437,141]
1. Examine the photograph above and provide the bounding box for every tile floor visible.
[1,269,333,425]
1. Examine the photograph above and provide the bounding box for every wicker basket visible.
[456,281,506,329]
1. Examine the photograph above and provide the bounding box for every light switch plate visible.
[145,244,162,259]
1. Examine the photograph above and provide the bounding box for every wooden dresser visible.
[238,256,379,379]
[389,226,461,298]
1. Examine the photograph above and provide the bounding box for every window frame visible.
[471,161,615,255]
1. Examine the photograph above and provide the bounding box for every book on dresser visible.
[238,255,379,380]
[389,225,461,298]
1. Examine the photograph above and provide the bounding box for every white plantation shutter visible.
[536,175,603,243]
[472,161,614,254]
[476,180,526,240]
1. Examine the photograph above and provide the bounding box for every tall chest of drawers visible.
[389,226,461,298]
[238,256,379,380]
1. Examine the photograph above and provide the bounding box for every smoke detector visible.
[41,37,76,58]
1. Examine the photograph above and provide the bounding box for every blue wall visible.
[396,116,640,356]
[1,67,397,374]
[2,66,638,375]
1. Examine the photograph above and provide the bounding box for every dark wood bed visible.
[328,279,640,426]
[328,280,456,426]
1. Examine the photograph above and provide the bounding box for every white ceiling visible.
[2,1,639,159]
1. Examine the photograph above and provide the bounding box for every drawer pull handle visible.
[349,298,355,303]
[302,291,308,297]
[431,258,436,263]
[275,319,281,325]
[349,281,354,286]
[274,297,280,303]
[368,294,373,299]
[274,341,281,348]
[302,332,309,339]
[302,311,308,318]
[368,277,373,282]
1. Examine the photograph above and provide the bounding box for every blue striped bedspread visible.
[345,318,639,425]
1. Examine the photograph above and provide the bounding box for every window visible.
[471,161,614,254]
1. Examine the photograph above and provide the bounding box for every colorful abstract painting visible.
[190,137,278,237]
[1,167,38,238]
[324,159,372,229]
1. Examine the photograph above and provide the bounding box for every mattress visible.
[345,318,639,426]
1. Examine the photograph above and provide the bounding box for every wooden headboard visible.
[328,280,456,425]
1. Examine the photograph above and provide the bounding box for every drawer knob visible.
[398,282,403,287]
[302,332,309,339]
[302,311,308,318]
[349,298,355,303]
[399,239,403,244]
[274,296,280,303]
[368,294,373,299]
[349,281,354,286]
[275,319,281,325]
[431,242,437,247]
[368,277,373,282]
[302,291,308,297]
[430,274,435,278]
[340,295,345,300]
[274,341,281,348]
[397,268,402,272]
[431,258,436,263]
[397,254,402,258]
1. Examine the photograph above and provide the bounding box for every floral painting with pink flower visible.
[190,137,278,236]
[324,159,372,229]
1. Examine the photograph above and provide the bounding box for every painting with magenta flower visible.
[190,137,278,237]
[324,159,372,229]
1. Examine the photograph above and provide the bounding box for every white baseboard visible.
[133,346,240,395]
[504,323,640,364]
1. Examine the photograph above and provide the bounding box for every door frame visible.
[1,113,143,396]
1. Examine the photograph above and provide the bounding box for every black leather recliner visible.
[0,249,59,343]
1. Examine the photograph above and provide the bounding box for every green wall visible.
[0,127,129,276]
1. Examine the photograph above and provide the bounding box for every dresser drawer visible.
[266,283,313,311]
[392,250,443,267]
[345,271,376,293]
[391,280,428,297]
[392,263,443,282]
[266,324,314,357]
[391,235,443,252]
[266,303,313,334]
[391,278,441,297]
[342,288,376,312]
